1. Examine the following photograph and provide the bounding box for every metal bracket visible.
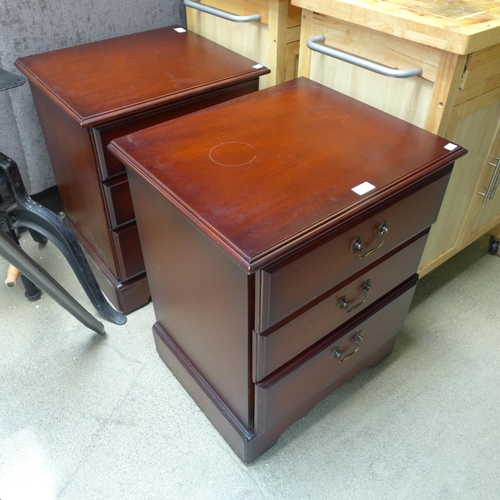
[0,69,26,92]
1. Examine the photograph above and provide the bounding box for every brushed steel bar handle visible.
[478,157,500,205]
[337,280,372,314]
[350,221,389,259]
[184,0,261,22]
[488,157,500,200]
[306,35,423,78]
[332,332,364,363]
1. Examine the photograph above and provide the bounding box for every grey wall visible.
[0,0,185,194]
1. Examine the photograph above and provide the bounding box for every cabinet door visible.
[467,115,500,241]
[186,0,301,88]
[419,90,500,270]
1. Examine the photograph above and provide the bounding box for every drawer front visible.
[187,0,301,29]
[111,223,145,281]
[301,12,441,128]
[255,276,417,433]
[256,170,450,331]
[186,0,301,88]
[253,231,428,381]
[93,80,260,180]
[102,175,134,229]
[460,45,500,91]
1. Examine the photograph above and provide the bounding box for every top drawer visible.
[186,0,301,87]
[255,169,451,331]
[297,12,442,129]
[187,0,301,27]
[94,80,261,180]
[460,44,500,90]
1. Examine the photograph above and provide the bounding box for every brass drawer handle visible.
[184,0,261,22]
[306,35,423,79]
[332,332,364,363]
[337,280,372,313]
[350,221,389,259]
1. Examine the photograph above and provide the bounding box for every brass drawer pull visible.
[337,280,372,313]
[184,0,261,22]
[332,332,364,363]
[350,221,389,259]
[306,35,423,79]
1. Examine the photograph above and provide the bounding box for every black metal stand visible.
[0,68,26,92]
[1,151,126,331]
[0,230,105,335]
[1,69,125,333]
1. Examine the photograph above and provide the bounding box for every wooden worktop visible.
[292,0,500,54]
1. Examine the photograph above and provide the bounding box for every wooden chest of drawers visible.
[109,78,467,462]
[14,26,269,313]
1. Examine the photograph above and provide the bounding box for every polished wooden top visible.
[14,26,270,127]
[109,78,467,271]
[292,0,500,54]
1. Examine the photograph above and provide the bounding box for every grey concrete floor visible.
[1,223,499,500]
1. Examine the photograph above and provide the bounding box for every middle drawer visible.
[253,230,428,381]
[111,223,145,281]
[102,175,134,229]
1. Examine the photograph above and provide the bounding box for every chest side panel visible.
[128,169,255,429]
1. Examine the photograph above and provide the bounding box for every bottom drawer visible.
[255,275,417,433]
[111,223,145,281]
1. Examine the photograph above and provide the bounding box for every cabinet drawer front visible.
[186,0,301,88]
[111,224,145,281]
[301,13,441,128]
[187,14,269,88]
[460,45,500,91]
[255,277,417,433]
[103,175,134,229]
[187,0,301,28]
[253,231,428,381]
[256,171,450,331]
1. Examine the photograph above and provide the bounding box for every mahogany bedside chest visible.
[108,77,467,462]
[15,26,269,313]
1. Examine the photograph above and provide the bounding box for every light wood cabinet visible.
[422,87,500,268]
[469,130,500,240]
[185,0,301,88]
[293,1,500,275]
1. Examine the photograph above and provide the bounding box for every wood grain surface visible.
[292,0,500,53]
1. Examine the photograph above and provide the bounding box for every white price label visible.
[352,182,376,196]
